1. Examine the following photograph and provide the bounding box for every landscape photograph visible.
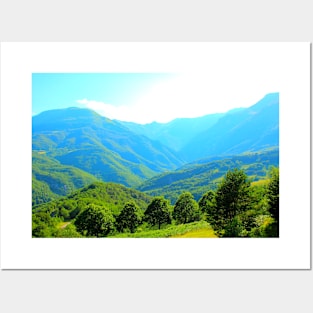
[32,72,279,239]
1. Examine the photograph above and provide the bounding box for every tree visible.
[32,212,60,237]
[144,197,171,229]
[115,202,142,233]
[74,205,114,237]
[198,190,216,224]
[173,192,200,224]
[267,167,279,236]
[223,215,244,237]
[214,169,251,234]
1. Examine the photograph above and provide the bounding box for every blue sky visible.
[32,73,276,124]
[32,73,174,114]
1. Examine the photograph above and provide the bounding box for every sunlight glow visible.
[77,73,277,124]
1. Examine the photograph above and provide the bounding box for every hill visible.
[32,151,100,205]
[138,148,279,204]
[33,181,153,218]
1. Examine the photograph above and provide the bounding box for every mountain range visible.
[122,92,279,161]
[32,92,279,204]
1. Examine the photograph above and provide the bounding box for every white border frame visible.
[0,42,311,269]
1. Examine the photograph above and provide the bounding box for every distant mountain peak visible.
[36,106,98,116]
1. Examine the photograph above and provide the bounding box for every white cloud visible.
[77,73,278,124]
[76,98,139,122]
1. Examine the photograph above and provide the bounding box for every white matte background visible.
[0,42,310,270]
[0,1,312,313]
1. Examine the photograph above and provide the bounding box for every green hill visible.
[138,148,279,204]
[33,181,153,218]
[32,151,100,205]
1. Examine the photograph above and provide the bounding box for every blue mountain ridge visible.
[32,92,279,204]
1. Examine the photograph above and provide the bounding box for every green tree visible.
[144,197,171,229]
[223,215,244,237]
[198,190,216,224]
[60,207,70,220]
[249,215,277,237]
[214,169,251,235]
[173,192,200,224]
[116,202,142,233]
[267,167,279,236]
[32,212,60,237]
[74,205,114,237]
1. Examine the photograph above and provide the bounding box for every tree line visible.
[33,167,279,238]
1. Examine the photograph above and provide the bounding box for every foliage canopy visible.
[173,192,200,224]
[115,202,142,233]
[74,204,115,237]
[144,197,171,229]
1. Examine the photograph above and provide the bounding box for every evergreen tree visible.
[267,167,279,236]
[173,192,200,224]
[144,197,171,229]
[214,169,251,235]
[198,190,216,224]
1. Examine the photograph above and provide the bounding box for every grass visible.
[170,227,217,238]
[251,178,270,187]
[109,220,218,238]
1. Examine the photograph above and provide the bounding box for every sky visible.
[32,72,278,124]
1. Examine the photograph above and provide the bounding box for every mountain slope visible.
[138,148,279,204]
[32,151,100,205]
[180,93,279,161]
[32,107,184,189]
[32,93,279,205]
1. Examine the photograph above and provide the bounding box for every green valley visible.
[138,148,278,204]
[32,93,279,238]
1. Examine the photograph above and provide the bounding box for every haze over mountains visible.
[120,112,225,151]
[32,92,279,205]
[122,92,278,160]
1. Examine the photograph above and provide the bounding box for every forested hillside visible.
[139,148,278,204]
[32,168,279,238]
[32,151,100,205]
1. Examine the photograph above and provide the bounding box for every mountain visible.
[180,93,279,161]
[32,93,279,205]
[32,107,184,191]
[138,148,279,204]
[120,112,225,151]
[121,93,278,161]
